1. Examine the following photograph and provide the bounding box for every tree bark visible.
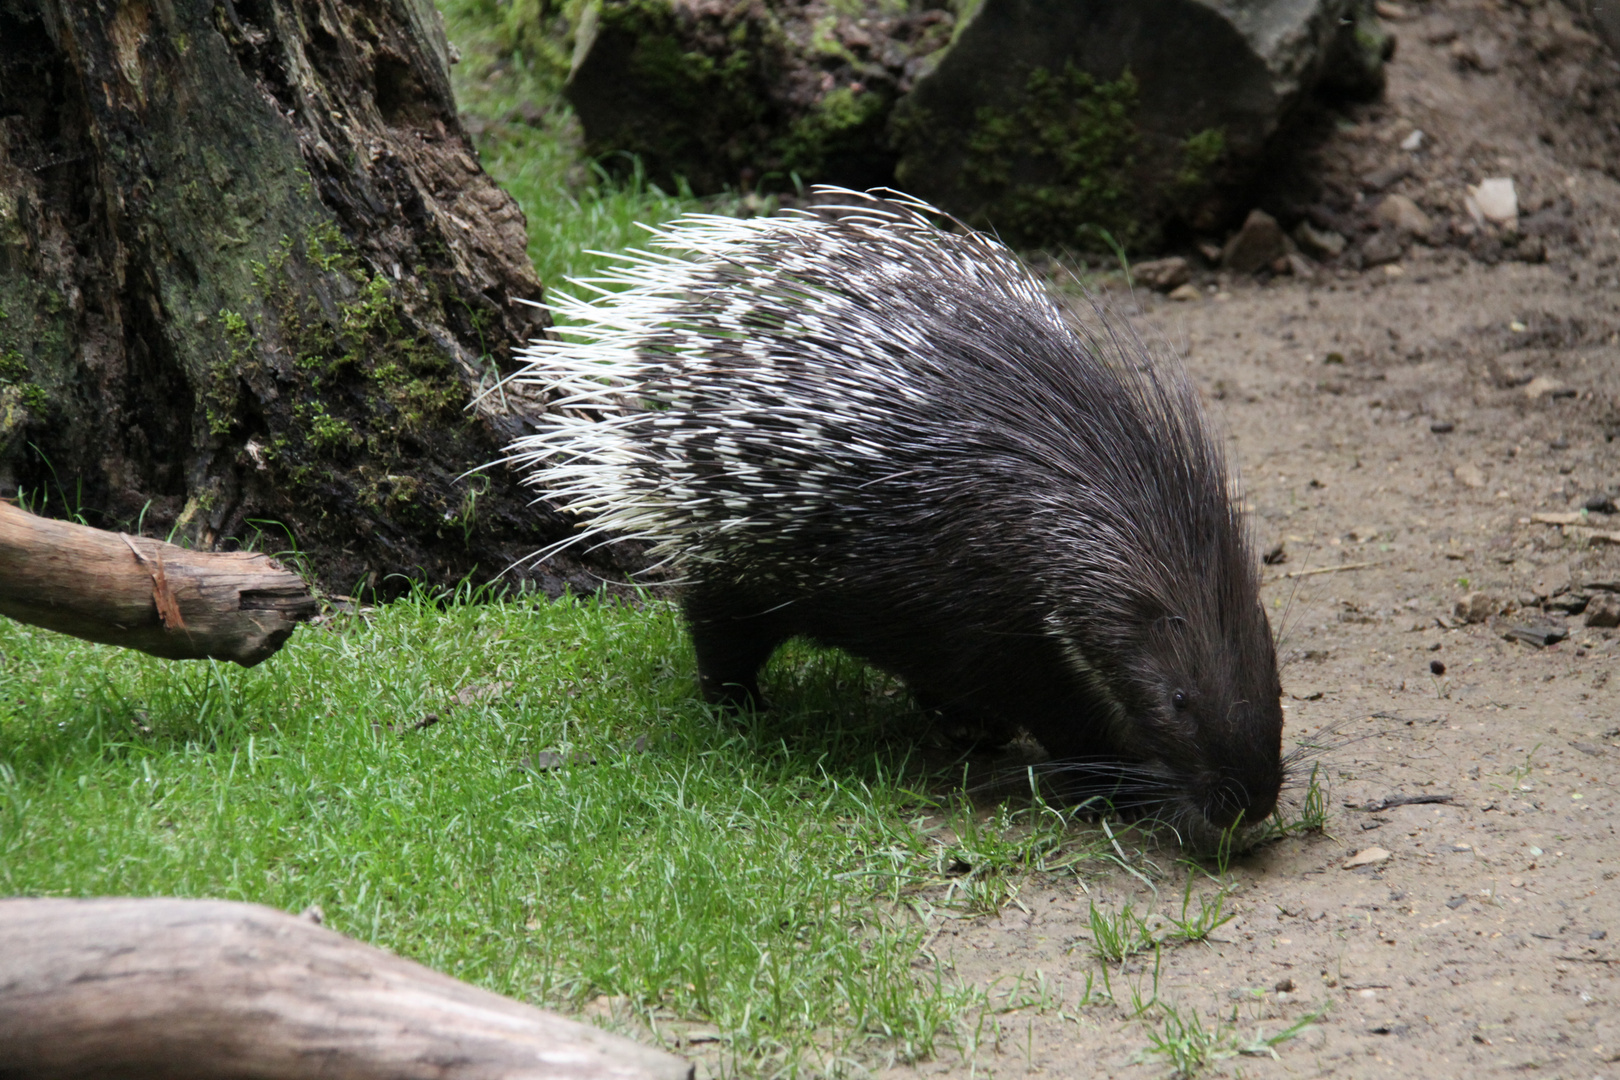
[0,0,632,597]
[0,897,693,1080]
[0,499,316,665]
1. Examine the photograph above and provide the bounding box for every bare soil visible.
[883,2,1620,1076]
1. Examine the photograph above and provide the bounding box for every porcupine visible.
[503,188,1283,836]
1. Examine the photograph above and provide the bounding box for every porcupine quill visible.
[499,187,1284,842]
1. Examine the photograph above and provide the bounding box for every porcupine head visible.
[503,188,1284,840]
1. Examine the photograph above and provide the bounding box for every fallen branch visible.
[0,501,317,666]
[0,897,692,1080]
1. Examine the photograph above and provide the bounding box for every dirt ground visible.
[879,3,1620,1077]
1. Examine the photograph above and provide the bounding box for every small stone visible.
[1425,18,1458,44]
[1502,623,1569,648]
[1361,230,1406,267]
[1196,240,1224,264]
[1454,463,1486,488]
[1430,420,1455,434]
[1400,129,1425,151]
[1131,256,1192,292]
[1513,235,1547,263]
[1375,194,1434,237]
[1523,375,1565,400]
[1361,162,1412,192]
[1286,252,1319,280]
[1344,847,1392,869]
[1374,0,1408,17]
[1586,592,1620,628]
[1454,592,1501,623]
[1451,37,1502,72]
[1347,524,1384,543]
[1429,659,1446,676]
[1584,494,1617,514]
[1167,282,1202,302]
[1466,177,1518,229]
[1293,220,1347,260]
[1275,977,1297,992]
[1223,210,1288,274]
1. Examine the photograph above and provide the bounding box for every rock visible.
[1131,256,1191,291]
[1584,494,1618,514]
[1223,209,1289,273]
[1285,252,1319,279]
[1167,282,1203,301]
[1399,128,1425,151]
[1503,623,1570,648]
[1451,37,1502,72]
[1454,592,1501,623]
[1511,235,1547,263]
[565,0,955,194]
[1360,161,1411,192]
[890,0,1391,247]
[1587,592,1620,628]
[1524,375,1566,400]
[1466,177,1518,229]
[1343,847,1392,869]
[1566,0,1620,60]
[1294,220,1347,259]
[1375,193,1434,237]
[1454,463,1486,489]
[1361,229,1406,267]
[1532,563,1572,600]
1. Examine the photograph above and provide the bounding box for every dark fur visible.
[514,192,1284,836]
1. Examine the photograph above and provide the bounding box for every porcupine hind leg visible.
[682,589,789,711]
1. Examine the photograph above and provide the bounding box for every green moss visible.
[959,63,1142,249]
[227,223,473,531]
[1166,126,1227,216]
[0,348,25,384]
[779,85,888,177]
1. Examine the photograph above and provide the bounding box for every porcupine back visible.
[505,189,1283,835]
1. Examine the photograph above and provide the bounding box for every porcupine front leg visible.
[682,588,788,710]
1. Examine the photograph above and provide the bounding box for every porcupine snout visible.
[1125,601,1286,832]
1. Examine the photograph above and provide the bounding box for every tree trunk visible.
[0,896,693,1080]
[0,0,629,597]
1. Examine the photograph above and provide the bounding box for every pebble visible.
[1466,177,1518,229]
[1454,463,1486,488]
[1523,375,1566,400]
[1375,194,1435,237]
[1586,593,1620,628]
[1131,256,1191,292]
[1454,592,1501,623]
[1222,209,1289,274]
[1501,624,1570,648]
[1344,847,1392,869]
[1293,220,1347,259]
[1361,230,1406,267]
[1400,128,1425,151]
[1584,494,1618,513]
[1430,420,1455,433]
[1361,161,1412,192]
[1167,282,1202,302]
[1430,659,1446,676]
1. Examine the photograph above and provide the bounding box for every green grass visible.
[0,589,1112,1074]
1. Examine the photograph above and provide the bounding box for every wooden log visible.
[0,897,693,1080]
[0,501,318,666]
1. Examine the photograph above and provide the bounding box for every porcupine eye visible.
[1171,690,1189,710]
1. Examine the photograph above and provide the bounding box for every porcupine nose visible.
[1200,767,1280,829]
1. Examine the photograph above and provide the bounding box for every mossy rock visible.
[565,0,955,193]
[891,0,1389,250]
